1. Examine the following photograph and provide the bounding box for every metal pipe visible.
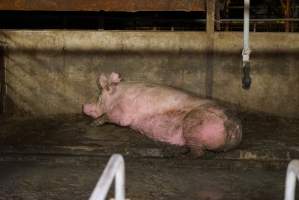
[242,0,251,89]
[284,160,299,200]
[217,18,299,22]
[243,0,250,62]
[89,154,125,200]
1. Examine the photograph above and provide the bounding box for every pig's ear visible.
[109,72,121,84]
[98,74,108,89]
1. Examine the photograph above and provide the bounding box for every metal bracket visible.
[242,48,251,63]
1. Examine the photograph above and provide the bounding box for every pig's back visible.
[118,82,209,114]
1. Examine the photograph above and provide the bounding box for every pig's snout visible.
[82,103,101,119]
[82,104,91,115]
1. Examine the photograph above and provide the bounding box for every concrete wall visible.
[0,30,298,118]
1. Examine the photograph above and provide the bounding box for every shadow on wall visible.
[5,47,209,116]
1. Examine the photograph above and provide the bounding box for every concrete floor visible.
[0,158,289,200]
[0,112,298,199]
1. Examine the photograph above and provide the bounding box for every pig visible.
[83,72,242,156]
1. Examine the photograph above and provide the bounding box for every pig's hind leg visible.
[90,114,109,127]
[183,109,208,157]
[183,105,228,157]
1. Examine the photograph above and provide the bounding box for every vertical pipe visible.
[215,1,221,31]
[242,0,251,89]
[243,0,250,61]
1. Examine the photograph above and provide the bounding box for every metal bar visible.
[0,0,205,11]
[243,0,250,60]
[241,0,251,90]
[284,160,299,200]
[89,154,125,200]
[217,18,299,22]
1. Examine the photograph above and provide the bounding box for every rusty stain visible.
[0,0,206,11]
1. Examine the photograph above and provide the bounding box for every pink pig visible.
[83,72,242,156]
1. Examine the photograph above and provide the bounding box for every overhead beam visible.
[0,0,206,12]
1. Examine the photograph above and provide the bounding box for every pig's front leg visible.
[90,114,109,127]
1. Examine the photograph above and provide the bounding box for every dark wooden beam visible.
[205,0,215,99]
[0,0,206,11]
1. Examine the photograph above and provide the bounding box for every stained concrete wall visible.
[0,30,298,118]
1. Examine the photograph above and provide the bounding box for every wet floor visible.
[0,112,298,199]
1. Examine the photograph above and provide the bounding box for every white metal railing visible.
[89,154,125,200]
[88,154,299,200]
[284,160,299,200]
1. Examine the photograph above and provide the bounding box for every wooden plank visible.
[205,0,215,98]
[0,0,206,11]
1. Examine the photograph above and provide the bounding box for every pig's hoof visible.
[89,115,109,127]
[89,120,104,127]
[89,122,97,127]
